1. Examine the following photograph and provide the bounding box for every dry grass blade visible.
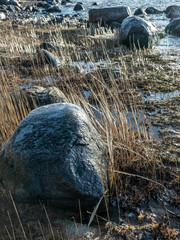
[43,205,55,240]
[88,191,108,227]
[113,170,167,189]
[9,191,27,240]
[7,210,16,240]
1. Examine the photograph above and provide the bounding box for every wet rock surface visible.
[120,16,157,48]
[0,103,108,209]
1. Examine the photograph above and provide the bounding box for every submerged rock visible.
[165,17,180,36]
[0,103,108,210]
[120,16,157,49]
[89,6,131,25]
[12,85,67,111]
[41,49,61,69]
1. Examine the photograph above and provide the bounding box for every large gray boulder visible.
[11,85,67,111]
[0,103,108,210]
[165,17,180,36]
[89,6,131,25]
[120,16,157,49]
[165,5,180,18]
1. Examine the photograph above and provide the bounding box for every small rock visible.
[74,3,84,11]
[165,5,180,18]
[41,49,61,69]
[40,42,59,52]
[92,2,98,6]
[12,85,67,111]
[145,7,163,14]
[165,17,180,36]
[134,8,146,16]
[46,5,61,13]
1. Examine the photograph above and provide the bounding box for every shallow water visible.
[142,90,180,102]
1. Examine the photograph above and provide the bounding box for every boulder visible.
[120,16,157,49]
[165,17,180,35]
[0,103,108,209]
[74,3,84,11]
[11,85,67,111]
[145,7,163,14]
[46,5,61,13]
[165,5,180,18]
[134,8,146,16]
[41,49,61,69]
[89,6,131,25]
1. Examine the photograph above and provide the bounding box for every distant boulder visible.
[74,3,84,11]
[165,5,180,18]
[134,8,146,16]
[11,85,68,111]
[145,7,163,14]
[120,16,157,49]
[0,103,108,210]
[89,6,131,25]
[165,17,180,35]
[46,5,61,13]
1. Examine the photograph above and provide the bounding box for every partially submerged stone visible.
[165,17,180,36]
[89,6,131,25]
[0,103,108,210]
[120,16,157,49]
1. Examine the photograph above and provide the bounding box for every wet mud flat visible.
[0,15,180,240]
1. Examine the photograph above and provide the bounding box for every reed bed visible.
[0,22,179,239]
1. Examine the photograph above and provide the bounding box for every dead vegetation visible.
[0,21,179,239]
